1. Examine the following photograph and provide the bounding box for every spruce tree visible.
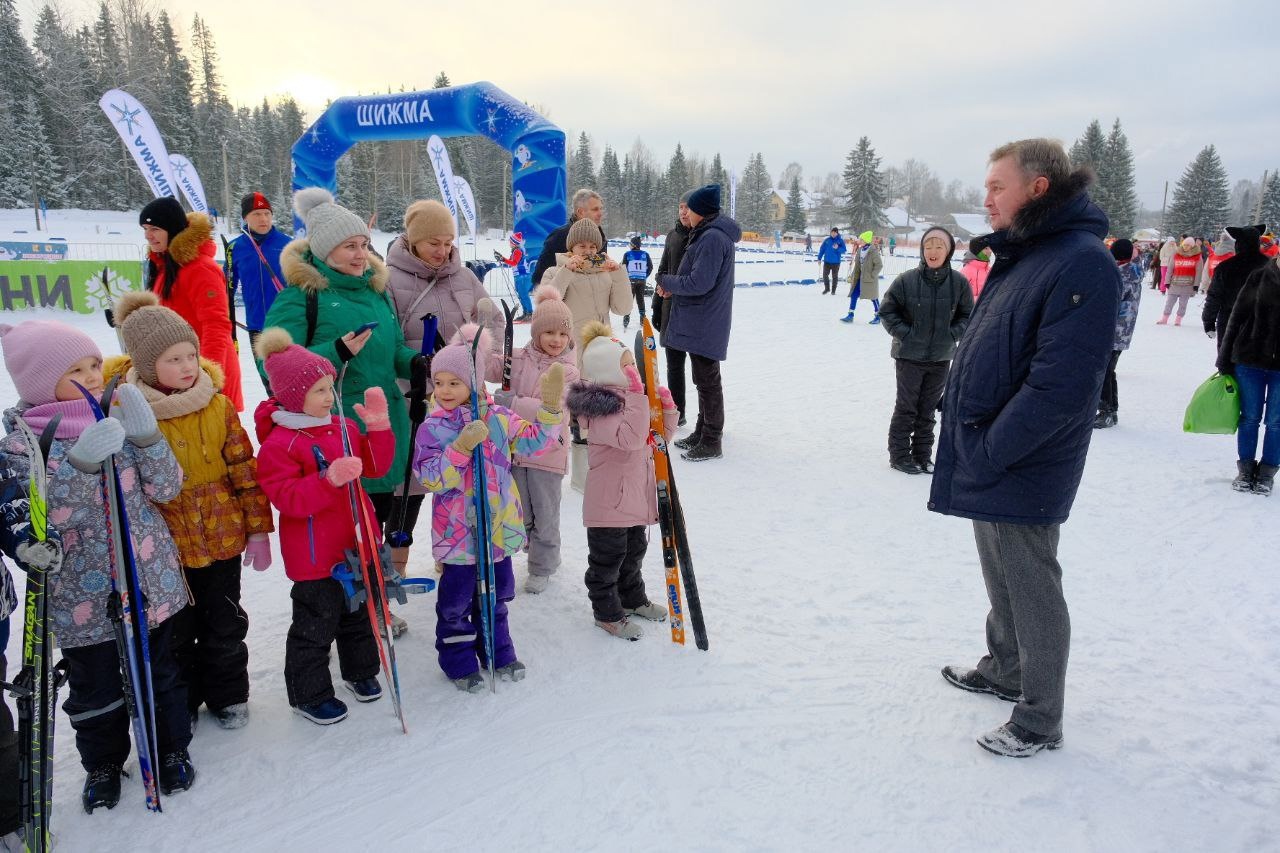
[1070,119,1109,213]
[841,136,889,231]
[1166,145,1232,237]
[1258,171,1280,231]
[664,143,688,215]
[1098,119,1138,237]
[737,152,773,233]
[784,177,806,232]
[570,132,596,190]
[0,0,38,105]
[598,145,624,230]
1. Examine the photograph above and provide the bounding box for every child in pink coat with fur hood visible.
[486,286,580,594]
[565,321,678,640]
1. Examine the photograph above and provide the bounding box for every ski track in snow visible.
[0,224,1276,851]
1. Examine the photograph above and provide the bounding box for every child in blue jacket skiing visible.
[0,320,194,813]
[413,325,564,692]
[621,235,653,330]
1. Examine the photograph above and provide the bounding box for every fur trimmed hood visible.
[280,237,390,294]
[168,212,215,266]
[1007,166,1097,243]
[565,380,626,419]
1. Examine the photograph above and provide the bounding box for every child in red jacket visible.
[253,329,394,725]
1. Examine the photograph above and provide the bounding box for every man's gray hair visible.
[989,138,1070,185]
[571,188,602,214]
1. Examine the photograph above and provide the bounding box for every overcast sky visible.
[44,0,1279,210]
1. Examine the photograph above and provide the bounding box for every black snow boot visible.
[158,749,197,795]
[674,432,702,451]
[82,764,124,814]
[890,458,923,475]
[1253,463,1277,496]
[1232,460,1257,492]
[682,443,722,462]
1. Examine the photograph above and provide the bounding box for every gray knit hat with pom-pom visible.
[293,187,369,263]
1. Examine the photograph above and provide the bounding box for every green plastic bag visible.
[1183,372,1241,434]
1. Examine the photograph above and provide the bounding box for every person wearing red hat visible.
[228,192,290,358]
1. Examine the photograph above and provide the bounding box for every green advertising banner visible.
[0,260,144,315]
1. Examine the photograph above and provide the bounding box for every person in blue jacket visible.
[931,138,1120,759]
[816,227,847,294]
[621,235,653,331]
[228,192,290,358]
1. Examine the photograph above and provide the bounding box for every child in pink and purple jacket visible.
[413,325,564,693]
[565,321,678,641]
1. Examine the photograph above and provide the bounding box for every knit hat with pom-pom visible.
[294,187,369,264]
[431,323,489,391]
[255,327,337,413]
[0,320,101,406]
[579,321,629,387]
[530,285,573,346]
[114,290,199,387]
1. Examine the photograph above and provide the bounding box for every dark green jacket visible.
[262,239,416,494]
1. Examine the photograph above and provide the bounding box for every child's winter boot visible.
[495,661,527,682]
[595,617,642,641]
[82,764,124,813]
[158,749,197,795]
[625,601,668,622]
[840,312,855,323]
[1156,314,1169,325]
[453,672,486,693]
[1174,315,1182,326]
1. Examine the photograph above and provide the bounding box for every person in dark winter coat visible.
[1203,224,1270,343]
[1095,239,1149,428]
[816,228,847,294]
[531,189,608,292]
[1215,258,1280,495]
[656,184,742,461]
[878,226,974,474]
[932,139,1120,759]
[652,195,692,425]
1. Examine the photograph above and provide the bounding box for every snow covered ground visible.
[1,222,1277,851]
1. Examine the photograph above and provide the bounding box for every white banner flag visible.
[169,154,208,213]
[98,88,180,200]
[426,135,459,233]
[453,176,478,237]
[729,168,737,219]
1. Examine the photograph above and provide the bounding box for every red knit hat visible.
[254,327,336,413]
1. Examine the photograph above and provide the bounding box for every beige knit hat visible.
[114,291,199,387]
[404,199,455,245]
[567,218,602,253]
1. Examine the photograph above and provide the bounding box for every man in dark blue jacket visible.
[930,139,1120,758]
[657,184,741,461]
[816,227,847,294]
[228,192,290,357]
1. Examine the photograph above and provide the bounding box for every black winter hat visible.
[241,191,272,218]
[1110,239,1134,262]
[139,196,187,240]
[686,184,721,217]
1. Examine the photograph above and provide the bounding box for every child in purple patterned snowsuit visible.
[413,324,564,693]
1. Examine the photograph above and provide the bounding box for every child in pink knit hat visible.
[251,328,394,725]
[413,324,564,692]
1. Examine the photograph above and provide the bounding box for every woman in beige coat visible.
[540,217,632,338]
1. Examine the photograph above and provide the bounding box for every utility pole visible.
[221,141,232,231]
[1159,180,1168,234]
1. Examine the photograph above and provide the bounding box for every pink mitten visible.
[623,364,644,394]
[657,386,676,410]
[243,534,273,572]
[325,456,363,487]
[354,386,390,431]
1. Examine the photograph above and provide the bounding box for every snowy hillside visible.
[0,225,1276,851]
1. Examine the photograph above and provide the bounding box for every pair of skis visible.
[469,329,499,692]
[4,415,71,851]
[633,309,709,651]
[75,378,165,811]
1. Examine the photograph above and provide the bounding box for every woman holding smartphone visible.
[261,189,427,616]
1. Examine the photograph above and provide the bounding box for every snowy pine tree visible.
[1258,171,1280,232]
[664,143,688,217]
[737,152,773,233]
[570,132,596,191]
[1071,119,1109,213]
[841,136,888,231]
[784,177,806,232]
[1098,119,1137,237]
[598,145,624,230]
[1166,145,1232,237]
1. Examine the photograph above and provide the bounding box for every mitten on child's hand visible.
[325,456,363,487]
[17,539,62,574]
[539,363,565,411]
[623,364,644,394]
[354,386,390,431]
[68,418,125,472]
[112,384,159,445]
[242,534,272,572]
[657,386,676,410]
[452,420,489,455]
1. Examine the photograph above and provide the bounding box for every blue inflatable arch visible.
[291,81,566,272]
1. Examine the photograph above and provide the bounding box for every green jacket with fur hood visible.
[261,238,417,494]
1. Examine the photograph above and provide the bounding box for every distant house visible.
[881,205,929,238]
[940,213,991,240]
